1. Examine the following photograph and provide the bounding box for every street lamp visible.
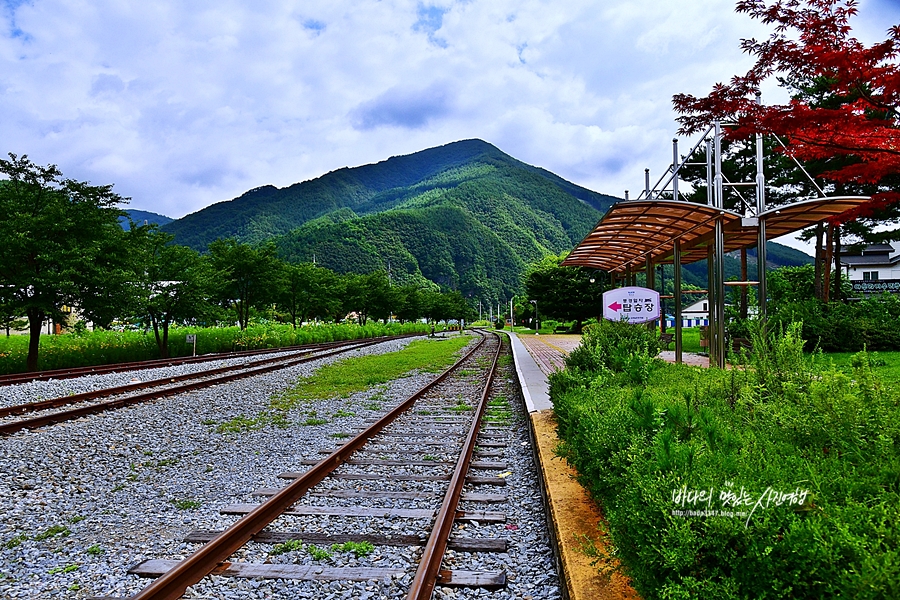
[530,299,538,334]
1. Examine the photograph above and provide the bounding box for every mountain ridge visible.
[162,139,619,251]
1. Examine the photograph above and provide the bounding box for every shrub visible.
[553,326,900,599]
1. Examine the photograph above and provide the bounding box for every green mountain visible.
[163,139,620,303]
[163,139,617,250]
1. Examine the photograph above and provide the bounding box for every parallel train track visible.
[105,329,509,599]
[0,336,415,436]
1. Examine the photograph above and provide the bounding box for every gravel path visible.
[0,333,560,599]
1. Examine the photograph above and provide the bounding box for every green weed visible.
[3,534,27,549]
[269,539,305,555]
[34,526,70,541]
[307,544,332,560]
[48,564,79,575]
[331,540,374,557]
[171,499,202,510]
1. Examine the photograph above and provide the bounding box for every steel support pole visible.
[707,245,715,365]
[646,256,655,330]
[672,139,679,201]
[713,121,726,368]
[755,94,768,323]
[674,241,682,363]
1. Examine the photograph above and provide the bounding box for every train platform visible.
[508,332,639,600]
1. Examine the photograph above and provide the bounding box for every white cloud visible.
[0,0,896,223]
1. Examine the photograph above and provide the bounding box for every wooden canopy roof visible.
[562,196,871,272]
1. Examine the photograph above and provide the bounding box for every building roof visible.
[562,196,872,272]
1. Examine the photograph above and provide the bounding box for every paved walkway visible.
[516,334,582,375]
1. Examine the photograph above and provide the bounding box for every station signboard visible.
[602,286,660,324]
[851,279,900,294]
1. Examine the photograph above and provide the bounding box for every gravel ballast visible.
[0,333,560,599]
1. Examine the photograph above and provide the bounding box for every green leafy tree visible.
[393,284,425,324]
[77,220,148,330]
[276,262,342,327]
[342,271,393,325]
[0,153,126,370]
[132,229,213,358]
[423,289,475,324]
[207,239,280,330]
[524,253,604,331]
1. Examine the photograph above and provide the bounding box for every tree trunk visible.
[824,224,834,302]
[150,311,169,358]
[740,248,748,319]
[834,226,843,302]
[814,223,824,300]
[26,308,44,372]
[162,320,169,357]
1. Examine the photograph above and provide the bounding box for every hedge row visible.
[0,321,429,374]
[550,320,900,599]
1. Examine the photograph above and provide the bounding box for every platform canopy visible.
[562,196,872,272]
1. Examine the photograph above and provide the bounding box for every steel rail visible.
[125,331,489,600]
[0,334,419,386]
[0,349,319,419]
[0,336,387,419]
[407,330,501,599]
[0,338,389,436]
[0,342,343,386]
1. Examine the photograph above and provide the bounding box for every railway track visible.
[0,336,410,436]
[109,329,508,599]
[0,339,363,387]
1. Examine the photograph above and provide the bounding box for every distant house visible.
[841,243,900,295]
[662,298,712,327]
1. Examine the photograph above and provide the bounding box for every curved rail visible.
[127,331,496,600]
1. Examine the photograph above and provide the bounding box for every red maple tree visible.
[673,0,900,224]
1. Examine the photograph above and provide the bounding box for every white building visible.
[841,242,900,294]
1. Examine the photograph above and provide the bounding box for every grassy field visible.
[818,349,900,386]
[272,334,472,410]
[213,334,473,433]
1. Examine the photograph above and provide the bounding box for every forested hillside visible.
[162,139,618,251]
[162,139,618,303]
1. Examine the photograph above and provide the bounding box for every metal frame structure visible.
[564,117,871,368]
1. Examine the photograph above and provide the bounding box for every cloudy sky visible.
[2,0,899,250]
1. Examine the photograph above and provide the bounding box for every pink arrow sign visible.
[608,301,622,312]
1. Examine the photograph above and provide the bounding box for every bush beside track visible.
[0,322,429,375]
[550,320,900,599]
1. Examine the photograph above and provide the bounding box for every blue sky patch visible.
[413,4,448,48]
[3,0,32,40]
[303,19,326,34]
